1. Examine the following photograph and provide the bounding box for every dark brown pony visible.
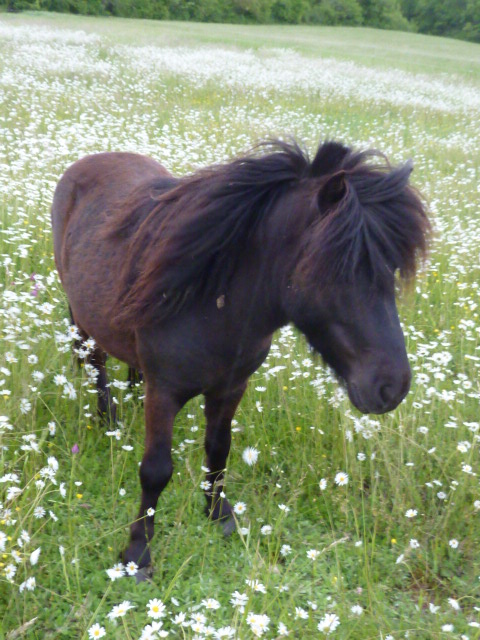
[51,140,429,575]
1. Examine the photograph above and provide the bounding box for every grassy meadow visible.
[0,12,480,639]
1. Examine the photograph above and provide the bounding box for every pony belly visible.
[61,233,139,369]
[66,280,139,369]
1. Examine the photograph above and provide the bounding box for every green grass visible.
[0,11,479,640]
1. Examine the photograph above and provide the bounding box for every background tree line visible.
[2,0,479,42]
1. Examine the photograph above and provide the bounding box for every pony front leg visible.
[123,386,180,573]
[203,383,247,535]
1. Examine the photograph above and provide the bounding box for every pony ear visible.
[317,171,347,212]
[310,141,350,177]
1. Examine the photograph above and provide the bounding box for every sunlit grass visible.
[0,12,479,640]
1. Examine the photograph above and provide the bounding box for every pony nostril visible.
[379,382,395,405]
[378,373,410,408]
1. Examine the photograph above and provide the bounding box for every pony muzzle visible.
[347,366,411,415]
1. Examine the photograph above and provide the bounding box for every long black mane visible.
[112,140,429,328]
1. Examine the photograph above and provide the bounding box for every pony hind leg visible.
[203,382,247,536]
[68,305,116,423]
[69,304,86,362]
[87,347,117,423]
[127,367,144,390]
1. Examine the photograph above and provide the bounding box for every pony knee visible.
[139,452,173,494]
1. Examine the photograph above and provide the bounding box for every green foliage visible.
[189,0,237,22]
[358,0,410,29]
[271,0,310,23]
[166,0,191,19]
[413,0,480,41]
[399,0,416,19]
[39,0,104,15]
[233,0,275,22]
[109,0,169,19]
[414,0,463,35]
[307,0,363,25]
[463,0,480,40]
[5,0,40,11]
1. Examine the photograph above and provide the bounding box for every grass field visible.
[0,11,480,640]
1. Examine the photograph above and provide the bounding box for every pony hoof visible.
[135,565,154,583]
[221,516,236,537]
